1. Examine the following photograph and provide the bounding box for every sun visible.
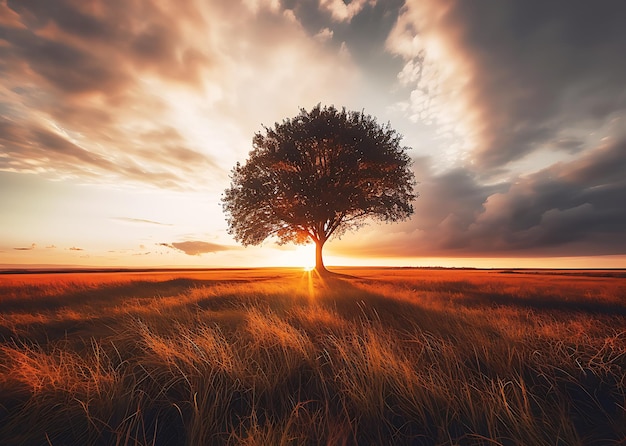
[276,243,317,270]
[291,244,316,271]
[300,245,317,271]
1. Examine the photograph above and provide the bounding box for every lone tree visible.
[222,105,416,273]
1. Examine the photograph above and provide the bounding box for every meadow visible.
[0,268,624,445]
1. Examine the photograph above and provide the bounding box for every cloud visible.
[46,244,56,249]
[14,243,36,251]
[0,112,214,189]
[112,217,172,226]
[69,246,83,251]
[319,0,375,22]
[335,138,626,258]
[242,0,281,14]
[0,0,359,191]
[314,27,334,43]
[462,139,626,255]
[387,0,626,170]
[158,240,232,256]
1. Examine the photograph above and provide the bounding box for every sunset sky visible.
[2,0,626,269]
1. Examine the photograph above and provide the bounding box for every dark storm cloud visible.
[457,0,626,168]
[340,139,626,257]
[365,0,626,260]
[472,137,626,255]
[158,241,233,256]
[391,0,626,169]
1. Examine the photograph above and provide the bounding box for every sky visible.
[1,0,626,269]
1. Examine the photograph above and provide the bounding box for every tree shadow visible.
[0,277,270,344]
[299,272,470,337]
[429,281,626,317]
[0,277,265,314]
[320,269,359,280]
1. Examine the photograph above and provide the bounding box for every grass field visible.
[0,268,624,445]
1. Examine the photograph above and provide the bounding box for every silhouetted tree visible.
[222,105,416,273]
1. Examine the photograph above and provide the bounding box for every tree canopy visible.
[222,104,416,272]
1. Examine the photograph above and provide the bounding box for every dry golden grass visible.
[0,268,624,445]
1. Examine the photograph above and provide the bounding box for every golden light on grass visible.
[0,268,624,444]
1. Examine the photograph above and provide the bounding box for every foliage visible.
[222,105,416,268]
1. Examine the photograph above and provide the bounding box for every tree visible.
[222,105,417,273]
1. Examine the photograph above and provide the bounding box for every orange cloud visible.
[0,0,358,192]
[13,243,36,251]
[112,217,172,226]
[158,241,233,256]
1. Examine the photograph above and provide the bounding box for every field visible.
[0,268,624,445]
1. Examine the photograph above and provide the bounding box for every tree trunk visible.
[315,240,327,273]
